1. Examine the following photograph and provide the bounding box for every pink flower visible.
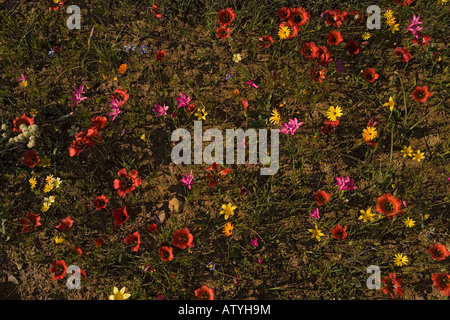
[249,237,258,247]
[69,85,87,108]
[153,103,169,117]
[310,207,320,219]
[407,15,423,38]
[244,80,258,89]
[107,99,121,121]
[280,118,303,135]
[335,176,357,191]
[180,170,194,190]
[18,73,27,86]
[175,92,191,109]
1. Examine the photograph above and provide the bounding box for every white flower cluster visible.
[7,123,40,148]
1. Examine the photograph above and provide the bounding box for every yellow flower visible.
[383,10,394,20]
[53,177,62,189]
[41,204,50,213]
[389,23,399,33]
[308,224,324,241]
[362,126,378,141]
[438,0,447,4]
[359,208,375,222]
[278,26,291,39]
[102,75,108,80]
[412,150,425,162]
[393,253,408,267]
[21,80,28,87]
[54,236,65,244]
[194,108,208,121]
[383,97,395,111]
[29,108,38,117]
[269,108,281,124]
[222,222,234,237]
[401,146,413,158]
[29,177,37,189]
[220,203,237,220]
[403,217,415,228]
[424,214,429,220]
[140,133,146,141]
[109,287,131,300]
[362,32,371,40]
[45,175,54,184]
[326,106,343,121]
[39,156,51,167]
[43,183,54,193]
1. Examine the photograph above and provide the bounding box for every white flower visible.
[19,124,27,131]
[54,178,62,189]
[1,124,7,131]
[68,125,80,137]
[232,53,242,63]
[27,140,36,148]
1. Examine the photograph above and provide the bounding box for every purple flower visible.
[310,207,320,219]
[249,237,258,247]
[280,118,303,135]
[179,170,194,190]
[335,176,357,191]
[153,103,169,117]
[156,294,164,300]
[244,80,258,89]
[175,92,191,109]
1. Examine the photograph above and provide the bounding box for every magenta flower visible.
[179,170,194,190]
[69,85,87,108]
[407,15,423,38]
[310,207,320,219]
[335,176,357,191]
[175,92,191,109]
[244,80,258,89]
[18,73,27,86]
[249,237,258,247]
[153,103,169,117]
[107,98,121,121]
[280,118,303,135]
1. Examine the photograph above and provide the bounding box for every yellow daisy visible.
[269,108,281,124]
[222,222,234,237]
[326,106,343,121]
[362,126,378,141]
[29,177,37,189]
[383,10,394,20]
[403,217,415,228]
[362,32,371,40]
[54,236,65,244]
[389,23,400,33]
[278,26,291,39]
[393,253,408,267]
[109,287,131,300]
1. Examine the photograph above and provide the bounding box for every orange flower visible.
[232,89,239,96]
[118,64,127,74]
[194,285,214,300]
[428,244,450,261]
[376,193,403,218]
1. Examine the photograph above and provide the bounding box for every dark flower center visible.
[293,14,303,24]
[440,277,449,286]
[417,91,425,98]
[56,266,64,275]
[433,249,443,257]
[383,201,395,212]
[201,292,210,300]
[366,73,373,80]
[179,235,188,244]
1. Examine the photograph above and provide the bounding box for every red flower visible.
[240,98,248,111]
[150,3,162,18]
[327,30,343,46]
[376,193,403,218]
[55,216,74,232]
[94,237,104,247]
[381,273,404,299]
[148,223,157,233]
[13,113,34,133]
[310,66,327,83]
[393,0,414,5]
[322,9,348,28]
[363,68,379,83]
[320,119,340,134]
[69,131,87,157]
[112,206,129,227]
[159,246,174,261]
[155,50,166,61]
[90,116,107,131]
[113,168,142,197]
[111,88,129,106]
[431,273,450,297]
[216,25,230,39]
[288,7,310,27]
[93,195,109,211]
[85,127,103,148]
[412,33,431,47]
[412,86,432,103]
[48,0,66,11]
[330,224,347,239]
[394,47,412,63]
[346,40,361,55]
[74,246,83,255]
[367,117,379,127]
[315,190,330,206]
[258,35,273,48]
[218,8,236,26]
[206,162,231,187]
[317,46,333,66]
[18,212,41,233]
[195,285,214,300]
[300,42,319,61]
[277,7,290,20]
[428,244,450,261]
[22,150,40,168]
[49,260,68,280]
[349,11,364,24]
[172,227,194,249]
[124,231,141,252]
